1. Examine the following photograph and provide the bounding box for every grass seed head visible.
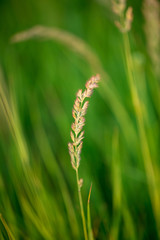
[68,74,100,170]
[112,0,133,33]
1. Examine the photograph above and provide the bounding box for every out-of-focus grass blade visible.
[10,25,107,77]
[87,183,94,240]
[110,128,137,240]
[0,214,15,240]
[122,204,136,240]
[0,69,60,239]
[110,128,121,240]
[0,66,29,166]
[20,197,54,240]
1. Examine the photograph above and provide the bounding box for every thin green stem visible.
[123,33,160,235]
[76,169,88,240]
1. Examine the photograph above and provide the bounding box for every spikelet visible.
[68,74,100,170]
[112,0,133,33]
[78,178,83,189]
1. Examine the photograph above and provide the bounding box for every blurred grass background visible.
[0,0,160,239]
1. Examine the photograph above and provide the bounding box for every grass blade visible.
[87,183,94,240]
[0,214,15,240]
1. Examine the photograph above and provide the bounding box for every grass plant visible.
[0,0,160,239]
[68,74,100,240]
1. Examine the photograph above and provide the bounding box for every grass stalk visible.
[123,33,160,235]
[110,129,121,240]
[76,169,88,240]
[68,75,100,239]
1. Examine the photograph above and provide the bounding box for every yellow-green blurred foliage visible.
[0,0,160,239]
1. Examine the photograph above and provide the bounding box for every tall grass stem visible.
[123,33,160,236]
[76,169,88,240]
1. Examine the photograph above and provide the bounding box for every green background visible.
[0,0,159,239]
